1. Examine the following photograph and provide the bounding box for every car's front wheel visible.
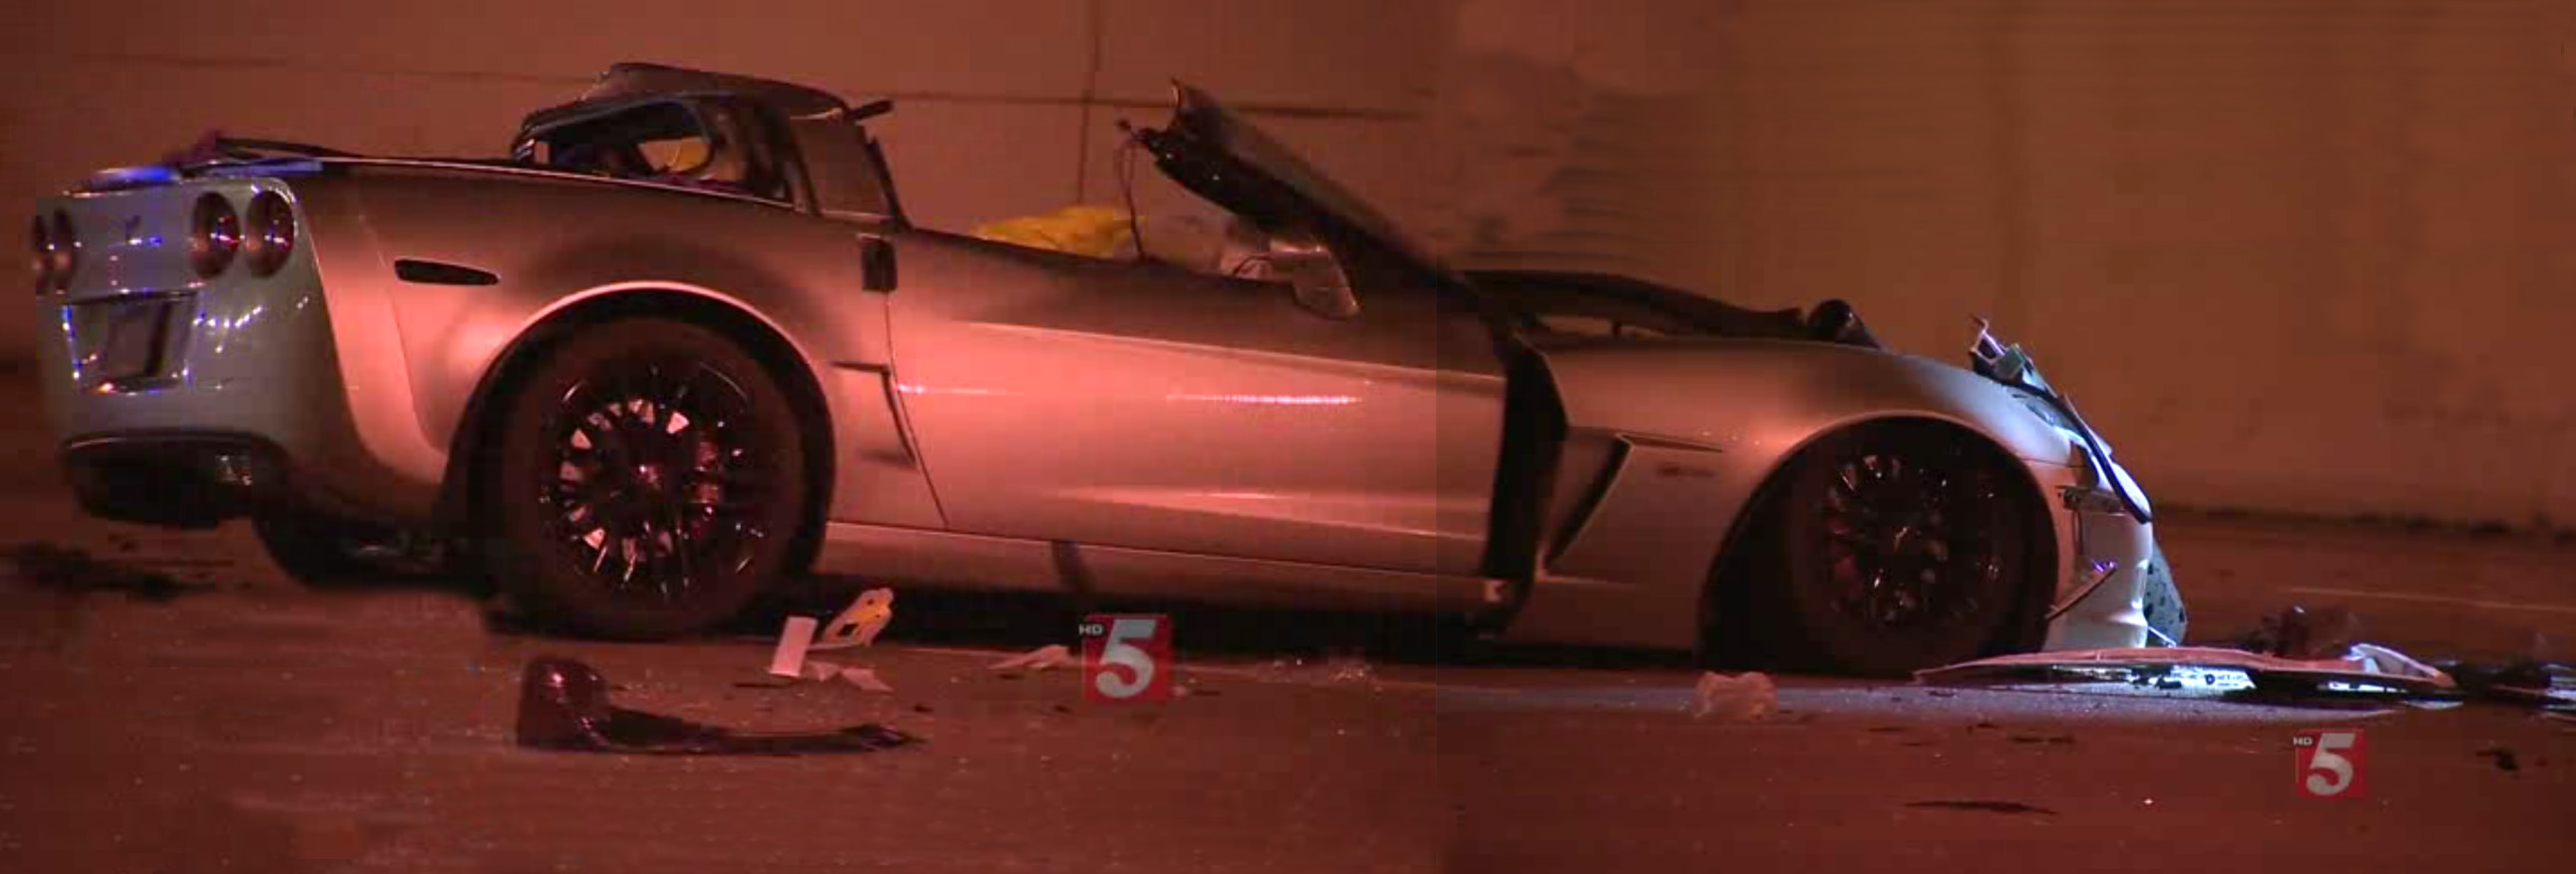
[1764,423,2037,676]
[479,318,811,641]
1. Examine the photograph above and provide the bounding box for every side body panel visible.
[1499,337,2099,652]
[880,231,1508,579]
[290,163,939,528]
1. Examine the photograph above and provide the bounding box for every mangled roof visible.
[524,62,857,128]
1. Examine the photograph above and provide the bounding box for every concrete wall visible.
[4,0,2572,526]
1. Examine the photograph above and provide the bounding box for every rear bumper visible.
[34,279,413,528]
[60,433,293,528]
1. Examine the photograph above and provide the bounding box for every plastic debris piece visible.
[812,589,895,651]
[839,667,896,693]
[1915,645,2456,695]
[791,659,895,693]
[768,616,820,678]
[515,656,916,755]
[991,644,1074,672]
[1692,670,1777,721]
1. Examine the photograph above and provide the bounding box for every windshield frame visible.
[512,94,814,210]
[1141,85,1460,286]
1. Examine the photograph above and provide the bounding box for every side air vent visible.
[393,258,500,286]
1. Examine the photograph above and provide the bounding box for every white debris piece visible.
[838,667,897,693]
[1914,645,2457,693]
[1692,670,1777,721]
[767,616,820,678]
[991,644,1075,672]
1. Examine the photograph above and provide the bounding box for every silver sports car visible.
[27,63,2181,673]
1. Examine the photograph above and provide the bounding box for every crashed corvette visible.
[26,63,2181,673]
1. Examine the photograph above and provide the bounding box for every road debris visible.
[1905,800,2057,816]
[3,542,191,601]
[1324,652,1376,684]
[515,656,916,755]
[2475,746,2521,772]
[811,588,895,651]
[767,616,820,678]
[799,659,896,693]
[2240,604,2365,659]
[1915,645,2456,696]
[2436,659,2576,707]
[991,644,1075,672]
[1691,670,1777,721]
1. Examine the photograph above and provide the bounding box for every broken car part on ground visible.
[515,657,917,755]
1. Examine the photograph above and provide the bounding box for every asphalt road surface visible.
[1,369,2570,873]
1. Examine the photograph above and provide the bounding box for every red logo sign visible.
[1080,614,1173,703]
[2293,728,2367,798]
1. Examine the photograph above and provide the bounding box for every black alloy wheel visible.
[1769,423,2034,675]
[483,318,808,640]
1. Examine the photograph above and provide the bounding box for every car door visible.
[884,234,1507,577]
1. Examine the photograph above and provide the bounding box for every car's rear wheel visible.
[251,510,451,587]
[479,319,809,641]
[1764,422,2037,676]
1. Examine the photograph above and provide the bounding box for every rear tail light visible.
[25,216,43,294]
[31,212,76,295]
[242,191,295,276]
[189,193,240,278]
[52,212,76,288]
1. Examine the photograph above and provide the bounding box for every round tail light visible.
[51,212,77,289]
[26,216,45,294]
[33,212,77,295]
[189,193,240,279]
[242,191,296,277]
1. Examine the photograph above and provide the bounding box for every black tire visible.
[2140,545,2187,647]
[479,318,810,641]
[1763,422,2038,676]
[251,510,444,587]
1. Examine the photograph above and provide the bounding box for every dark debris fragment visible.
[1906,799,2058,816]
[517,656,918,756]
[2475,747,2521,772]
[3,541,191,601]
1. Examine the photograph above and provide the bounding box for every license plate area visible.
[71,295,189,386]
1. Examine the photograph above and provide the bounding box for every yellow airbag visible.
[971,205,1135,258]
